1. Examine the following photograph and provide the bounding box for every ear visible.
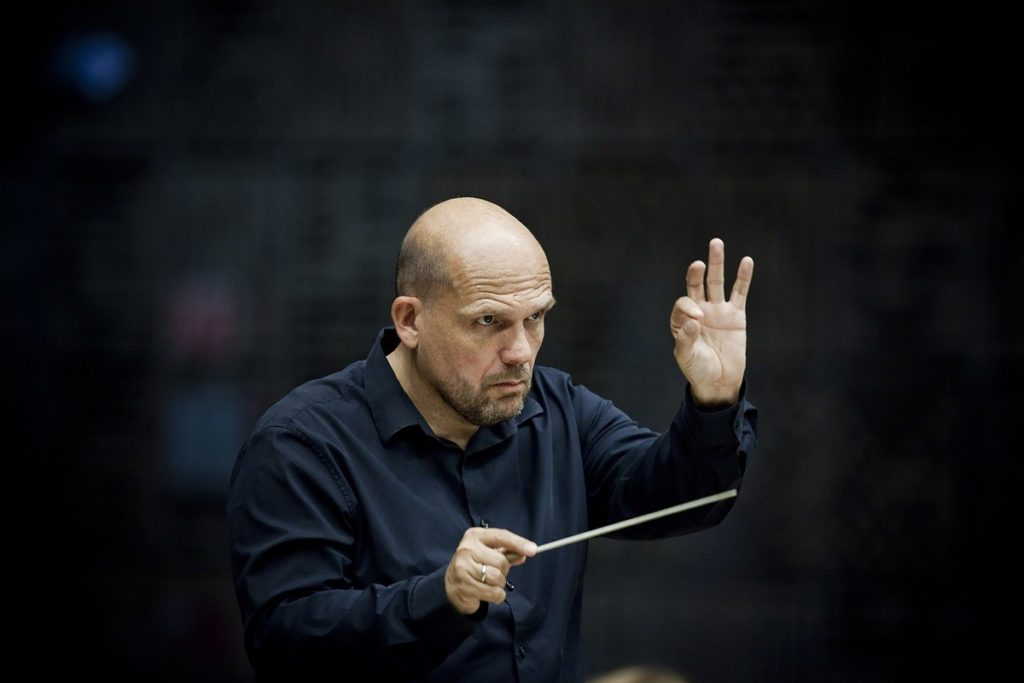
[391,296,423,349]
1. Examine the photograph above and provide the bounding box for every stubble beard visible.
[436,367,533,426]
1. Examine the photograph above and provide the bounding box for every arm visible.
[577,381,757,537]
[581,238,757,535]
[227,426,534,680]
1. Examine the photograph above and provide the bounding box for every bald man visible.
[227,198,758,682]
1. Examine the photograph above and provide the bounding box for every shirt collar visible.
[364,327,544,447]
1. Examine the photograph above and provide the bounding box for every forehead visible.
[446,250,553,313]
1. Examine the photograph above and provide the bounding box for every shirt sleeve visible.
[226,425,483,681]
[574,381,758,537]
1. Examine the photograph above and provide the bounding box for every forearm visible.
[613,384,755,535]
[228,426,482,680]
[245,565,480,680]
[582,383,757,538]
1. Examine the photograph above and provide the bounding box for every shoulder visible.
[531,365,609,411]
[530,364,575,400]
[531,364,571,388]
[233,361,370,496]
[252,360,369,437]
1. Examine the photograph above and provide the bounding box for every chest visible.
[341,419,589,583]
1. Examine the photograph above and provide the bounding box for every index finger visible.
[685,260,706,303]
[477,529,538,561]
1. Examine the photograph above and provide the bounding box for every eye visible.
[528,310,545,322]
[476,315,497,326]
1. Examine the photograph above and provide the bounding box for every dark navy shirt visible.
[227,328,757,682]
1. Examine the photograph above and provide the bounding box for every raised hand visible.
[669,238,754,407]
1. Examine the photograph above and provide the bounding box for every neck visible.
[386,345,478,450]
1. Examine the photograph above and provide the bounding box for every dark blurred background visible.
[6,1,1020,680]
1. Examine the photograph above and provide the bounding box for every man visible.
[227,197,758,681]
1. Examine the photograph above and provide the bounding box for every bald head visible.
[395,197,549,303]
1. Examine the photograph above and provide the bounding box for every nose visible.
[500,324,533,366]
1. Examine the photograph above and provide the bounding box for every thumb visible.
[670,296,704,340]
[674,318,699,363]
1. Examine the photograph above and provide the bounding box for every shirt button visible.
[517,645,526,658]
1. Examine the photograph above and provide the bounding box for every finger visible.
[669,296,703,340]
[475,528,537,561]
[448,549,509,613]
[672,296,704,322]
[479,585,507,604]
[461,562,507,600]
[729,256,754,310]
[464,540,512,575]
[455,573,506,608]
[471,561,507,589]
[706,238,725,302]
[472,561,495,586]
[456,551,502,587]
[685,260,706,302]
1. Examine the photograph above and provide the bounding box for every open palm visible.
[670,238,754,406]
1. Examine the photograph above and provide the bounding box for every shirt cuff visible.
[407,565,486,648]
[680,381,748,447]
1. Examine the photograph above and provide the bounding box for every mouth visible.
[485,367,531,394]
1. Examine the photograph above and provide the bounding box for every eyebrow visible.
[461,296,557,317]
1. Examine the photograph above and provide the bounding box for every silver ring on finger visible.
[480,564,488,583]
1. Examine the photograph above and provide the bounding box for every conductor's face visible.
[417,242,555,427]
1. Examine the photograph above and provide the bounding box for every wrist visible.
[689,384,739,410]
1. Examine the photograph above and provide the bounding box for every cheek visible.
[434,338,497,380]
[469,345,504,375]
[525,325,544,360]
[419,335,463,379]
[473,341,519,379]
